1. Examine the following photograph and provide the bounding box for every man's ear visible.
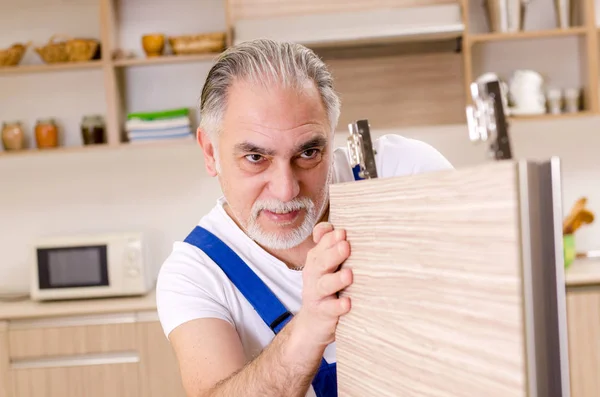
[197,127,218,177]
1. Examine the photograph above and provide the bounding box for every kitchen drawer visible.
[10,360,139,397]
[8,312,138,360]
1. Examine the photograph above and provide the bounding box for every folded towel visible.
[127,107,189,121]
[128,133,194,144]
[125,116,190,131]
[127,126,192,139]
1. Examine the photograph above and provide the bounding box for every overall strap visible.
[184,226,292,333]
[184,225,337,396]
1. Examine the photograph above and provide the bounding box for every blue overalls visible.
[184,226,338,397]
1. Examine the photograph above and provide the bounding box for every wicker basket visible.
[0,42,30,67]
[66,38,100,62]
[168,32,226,55]
[36,35,100,63]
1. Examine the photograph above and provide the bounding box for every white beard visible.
[246,196,321,250]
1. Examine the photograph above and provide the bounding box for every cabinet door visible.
[10,362,139,397]
[136,316,186,397]
[0,322,10,397]
[329,160,571,397]
[567,287,600,397]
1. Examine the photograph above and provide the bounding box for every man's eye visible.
[245,154,264,163]
[300,149,320,159]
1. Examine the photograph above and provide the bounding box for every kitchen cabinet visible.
[137,315,187,397]
[10,362,140,397]
[0,300,185,397]
[566,286,600,397]
[0,322,9,397]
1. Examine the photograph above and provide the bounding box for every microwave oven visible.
[30,232,154,301]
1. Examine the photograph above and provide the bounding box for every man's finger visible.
[318,296,351,318]
[316,240,350,274]
[315,228,346,251]
[313,222,334,243]
[316,268,353,298]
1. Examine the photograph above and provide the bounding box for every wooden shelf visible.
[468,27,588,44]
[0,139,196,158]
[112,53,220,67]
[508,111,595,121]
[0,60,103,76]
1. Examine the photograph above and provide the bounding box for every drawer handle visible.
[10,351,140,370]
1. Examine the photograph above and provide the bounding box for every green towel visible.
[127,107,189,121]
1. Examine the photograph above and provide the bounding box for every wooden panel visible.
[329,161,528,396]
[8,322,137,360]
[318,43,465,131]
[566,287,600,397]
[137,320,186,397]
[229,0,457,20]
[10,363,139,397]
[0,322,11,397]
[100,0,123,145]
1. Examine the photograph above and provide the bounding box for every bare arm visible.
[170,222,352,397]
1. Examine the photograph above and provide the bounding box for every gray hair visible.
[198,39,341,141]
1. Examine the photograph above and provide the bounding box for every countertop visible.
[0,289,157,321]
[0,259,598,322]
[565,258,600,287]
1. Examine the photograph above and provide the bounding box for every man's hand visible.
[296,222,353,347]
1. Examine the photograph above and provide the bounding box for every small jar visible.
[1,121,26,151]
[564,88,581,113]
[35,118,59,149]
[81,115,106,145]
[546,88,563,115]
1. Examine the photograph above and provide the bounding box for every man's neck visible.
[223,203,330,270]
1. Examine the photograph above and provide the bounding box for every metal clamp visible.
[465,79,512,161]
[347,119,378,180]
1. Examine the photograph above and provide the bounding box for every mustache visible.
[251,197,313,216]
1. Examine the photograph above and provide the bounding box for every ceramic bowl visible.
[142,34,165,57]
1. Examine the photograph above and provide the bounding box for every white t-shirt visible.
[156,134,453,395]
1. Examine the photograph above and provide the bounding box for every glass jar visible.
[35,118,59,149]
[1,121,25,151]
[81,115,106,145]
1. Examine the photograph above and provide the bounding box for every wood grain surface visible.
[329,161,527,397]
[324,46,465,130]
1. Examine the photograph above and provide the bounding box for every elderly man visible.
[156,38,453,397]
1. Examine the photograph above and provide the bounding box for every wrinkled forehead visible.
[220,78,332,152]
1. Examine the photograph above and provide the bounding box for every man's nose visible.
[269,163,300,202]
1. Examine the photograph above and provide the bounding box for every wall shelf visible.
[508,111,596,122]
[113,54,219,68]
[0,138,196,158]
[462,0,600,120]
[468,26,589,44]
[0,60,103,76]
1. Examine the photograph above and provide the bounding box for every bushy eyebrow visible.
[234,142,276,156]
[298,136,327,153]
[234,136,328,156]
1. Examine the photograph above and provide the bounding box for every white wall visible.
[1,0,599,292]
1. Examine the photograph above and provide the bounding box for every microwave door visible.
[37,245,109,289]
